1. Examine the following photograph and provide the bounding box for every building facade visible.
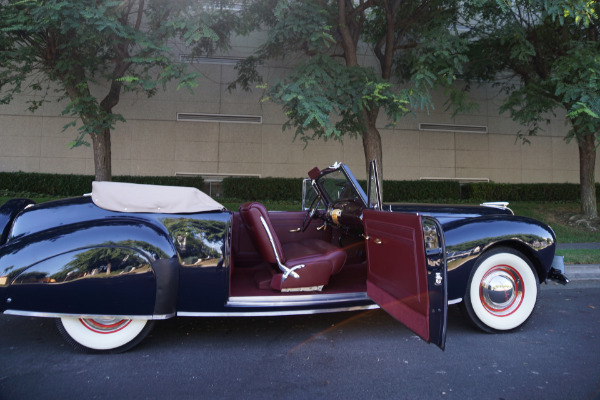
[0,37,594,184]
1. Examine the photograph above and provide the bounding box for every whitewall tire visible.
[57,316,154,353]
[463,247,539,332]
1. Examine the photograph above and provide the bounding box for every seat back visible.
[239,202,286,265]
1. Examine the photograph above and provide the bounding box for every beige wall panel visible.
[456,150,490,169]
[130,159,175,176]
[455,132,489,151]
[218,162,262,176]
[521,137,553,170]
[219,142,262,164]
[385,166,422,181]
[175,100,221,115]
[41,136,91,159]
[174,140,219,164]
[487,115,526,136]
[111,159,132,176]
[419,166,456,179]
[419,131,455,150]
[0,135,40,158]
[419,149,455,170]
[172,160,219,175]
[130,123,176,161]
[553,169,579,183]
[175,121,220,143]
[261,104,288,125]
[40,157,90,175]
[487,168,523,183]
[456,167,492,180]
[0,157,40,172]
[0,115,43,137]
[488,133,522,151]
[521,168,553,183]
[219,123,262,144]
[453,114,489,128]
[413,111,454,125]
[489,150,522,171]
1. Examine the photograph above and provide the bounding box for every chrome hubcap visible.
[479,265,524,317]
[79,317,132,334]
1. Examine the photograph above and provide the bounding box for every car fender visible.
[0,198,35,245]
[443,215,556,300]
[0,218,179,319]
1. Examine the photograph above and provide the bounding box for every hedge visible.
[0,172,204,197]
[222,177,302,201]
[2,171,599,202]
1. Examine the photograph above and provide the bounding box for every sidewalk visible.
[556,242,600,281]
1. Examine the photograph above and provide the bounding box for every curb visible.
[564,264,600,281]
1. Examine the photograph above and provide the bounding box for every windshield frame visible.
[313,163,369,209]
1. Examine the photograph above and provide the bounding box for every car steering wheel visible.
[301,196,322,232]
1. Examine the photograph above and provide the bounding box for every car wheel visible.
[57,316,154,353]
[463,247,539,333]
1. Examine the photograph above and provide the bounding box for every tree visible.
[232,0,470,181]
[0,0,236,181]
[463,0,599,217]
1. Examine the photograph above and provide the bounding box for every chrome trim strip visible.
[178,304,379,317]
[227,292,371,307]
[3,310,174,320]
[448,298,462,305]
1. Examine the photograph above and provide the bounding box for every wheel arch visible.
[1,218,179,318]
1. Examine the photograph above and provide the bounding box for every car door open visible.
[363,209,447,350]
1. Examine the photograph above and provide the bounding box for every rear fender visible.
[0,199,35,245]
[0,218,178,318]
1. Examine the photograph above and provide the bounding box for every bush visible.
[0,172,204,197]
[222,177,302,201]
[462,182,586,202]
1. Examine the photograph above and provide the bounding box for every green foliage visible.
[232,0,469,145]
[0,0,237,178]
[222,177,302,201]
[0,172,203,197]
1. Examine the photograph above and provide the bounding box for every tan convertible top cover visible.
[92,181,224,214]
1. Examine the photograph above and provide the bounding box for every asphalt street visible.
[0,281,598,400]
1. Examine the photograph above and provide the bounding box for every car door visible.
[363,209,447,350]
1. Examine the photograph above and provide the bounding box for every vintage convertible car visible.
[0,161,566,353]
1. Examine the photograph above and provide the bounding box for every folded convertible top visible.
[91,181,225,214]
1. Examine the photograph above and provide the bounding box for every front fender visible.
[0,218,178,318]
[443,216,556,300]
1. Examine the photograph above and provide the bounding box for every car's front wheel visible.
[57,316,154,353]
[463,247,539,333]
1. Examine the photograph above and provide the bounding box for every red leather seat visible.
[239,202,346,291]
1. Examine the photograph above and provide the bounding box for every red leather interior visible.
[238,202,347,291]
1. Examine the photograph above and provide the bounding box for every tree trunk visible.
[579,132,597,218]
[92,128,112,181]
[362,107,383,198]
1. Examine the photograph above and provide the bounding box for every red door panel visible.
[363,209,431,343]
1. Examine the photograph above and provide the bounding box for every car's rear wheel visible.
[463,247,539,333]
[57,316,154,353]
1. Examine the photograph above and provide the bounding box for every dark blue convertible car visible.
[0,161,566,352]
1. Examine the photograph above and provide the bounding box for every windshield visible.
[315,165,368,207]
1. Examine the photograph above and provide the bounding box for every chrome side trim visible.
[178,304,379,317]
[227,292,371,308]
[3,310,174,320]
[448,298,462,305]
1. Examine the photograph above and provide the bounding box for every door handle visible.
[374,238,382,245]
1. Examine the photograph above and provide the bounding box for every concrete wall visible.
[0,42,593,183]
